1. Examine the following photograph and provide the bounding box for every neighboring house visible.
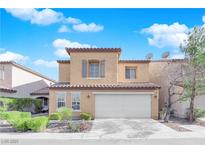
[0,61,55,110]
[49,48,160,119]
[149,59,205,118]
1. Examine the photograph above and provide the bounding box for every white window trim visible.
[71,92,81,112]
[125,67,137,79]
[56,92,66,108]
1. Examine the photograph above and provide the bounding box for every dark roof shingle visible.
[30,87,49,95]
[0,86,16,93]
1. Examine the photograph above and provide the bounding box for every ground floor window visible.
[71,92,81,111]
[57,92,66,108]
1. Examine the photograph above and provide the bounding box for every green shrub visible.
[0,97,16,111]
[0,97,43,113]
[49,112,61,120]
[80,112,93,120]
[27,116,48,132]
[13,98,43,113]
[194,108,205,118]
[20,112,31,118]
[11,118,30,132]
[68,122,80,132]
[0,111,48,132]
[0,112,10,120]
[57,107,72,120]
[0,111,31,132]
[0,111,31,121]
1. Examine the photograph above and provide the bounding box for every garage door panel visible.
[95,94,151,118]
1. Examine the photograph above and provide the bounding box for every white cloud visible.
[5,8,63,25]
[5,8,35,20]
[171,53,185,59]
[53,38,96,57]
[0,51,29,63]
[58,25,71,33]
[34,59,57,68]
[66,17,81,24]
[5,9,104,32]
[202,15,205,28]
[73,23,104,32]
[203,15,205,23]
[141,22,189,48]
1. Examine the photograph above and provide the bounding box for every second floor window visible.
[125,67,136,79]
[57,92,66,108]
[89,62,100,78]
[82,59,105,78]
[0,66,4,80]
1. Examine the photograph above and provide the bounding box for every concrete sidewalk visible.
[1,136,205,145]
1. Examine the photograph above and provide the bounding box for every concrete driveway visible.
[83,119,177,139]
[2,119,205,144]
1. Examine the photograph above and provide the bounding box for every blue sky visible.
[0,8,205,80]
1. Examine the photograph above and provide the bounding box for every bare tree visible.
[160,61,185,122]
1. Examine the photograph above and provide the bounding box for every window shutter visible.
[100,60,105,78]
[125,68,130,79]
[82,60,87,78]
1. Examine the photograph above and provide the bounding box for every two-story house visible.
[0,61,55,109]
[49,48,160,119]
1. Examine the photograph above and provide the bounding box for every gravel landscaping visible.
[46,120,92,133]
[0,120,93,133]
[159,117,205,132]
[163,122,191,132]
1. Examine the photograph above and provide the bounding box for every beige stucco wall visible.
[69,52,119,85]
[118,62,149,83]
[149,62,167,109]
[0,64,12,88]
[49,89,94,117]
[49,89,159,119]
[59,54,151,84]
[59,63,70,82]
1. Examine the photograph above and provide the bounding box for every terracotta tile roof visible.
[66,48,121,55]
[0,86,16,93]
[56,59,186,64]
[119,60,151,63]
[0,61,56,83]
[30,87,49,95]
[50,82,160,89]
[57,60,70,63]
[57,59,186,64]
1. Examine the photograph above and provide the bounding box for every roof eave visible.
[65,47,121,55]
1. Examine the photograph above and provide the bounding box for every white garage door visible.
[95,93,151,118]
